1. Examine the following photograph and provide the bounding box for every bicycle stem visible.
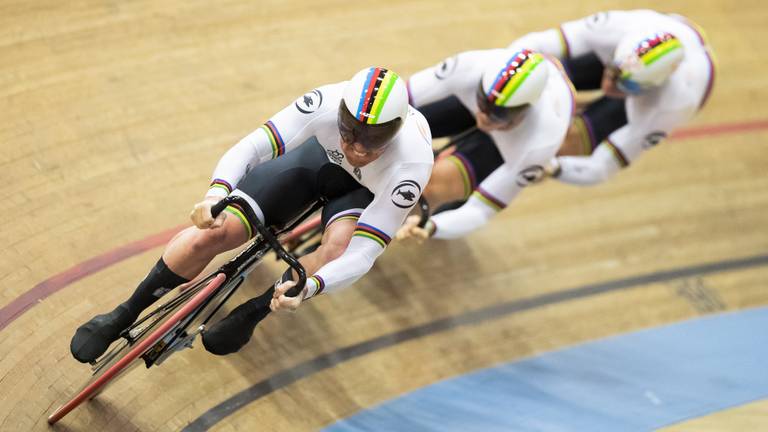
[210,196,307,297]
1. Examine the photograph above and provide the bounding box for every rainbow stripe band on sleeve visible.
[309,275,326,296]
[209,179,233,194]
[224,203,254,239]
[353,223,392,248]
[472,187,506,212]
[604,139,630,168]
[260,120,285,159]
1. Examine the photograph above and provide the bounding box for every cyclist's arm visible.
[303,163,432,297]
[553,103,686,185]
[207,87,333,198]
[508,29,570,58]
[407,51,481,108]
[429,162,524,239]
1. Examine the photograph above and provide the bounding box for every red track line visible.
[0,225,187,331]
[1,118,767,333]
[671,119,768,140]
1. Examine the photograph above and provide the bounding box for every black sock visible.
[120,257,189,318]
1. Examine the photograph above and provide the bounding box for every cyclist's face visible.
[476,108,527,132]
[340,138,387,167]
[601,65,628,99]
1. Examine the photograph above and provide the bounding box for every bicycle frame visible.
[49,195,317,425]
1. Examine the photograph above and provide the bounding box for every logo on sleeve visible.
[295,89,323,114]
[515,165,545,187]
[391,180,421,208]
[586,11,610,29]
[643,131,667,149]
[434,55,458,80]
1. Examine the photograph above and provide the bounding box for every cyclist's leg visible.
[71,139,328,362]
[424,129,503,212]
[417,95,476,139]
[558,96,628,156]
[203,164,369,355]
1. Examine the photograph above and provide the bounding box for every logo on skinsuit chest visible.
[327,149,344,164]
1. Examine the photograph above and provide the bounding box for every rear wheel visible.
[47,273,227,425]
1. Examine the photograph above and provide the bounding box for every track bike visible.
[48,195,318,424]
[48,193,430,424]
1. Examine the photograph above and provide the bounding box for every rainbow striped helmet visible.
[339,67,408,150]
[480,49,549,109]
[613,30,685,94]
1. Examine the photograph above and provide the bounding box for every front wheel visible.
[47,273,227,425]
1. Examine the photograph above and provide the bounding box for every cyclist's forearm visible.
[207,129,275,197]
[553,144,622,186]
[430,195,496,239]
[304,237,382,297]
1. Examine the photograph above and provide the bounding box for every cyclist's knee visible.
[188,221,245,257]
[316,241,347,264]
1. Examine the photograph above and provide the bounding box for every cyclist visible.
[512,10,715,184]
[396,47,574,240]
[70,67,433,361]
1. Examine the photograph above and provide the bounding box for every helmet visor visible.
[338,100,402,150]
[475,82,528,125]
[607,64,644,95]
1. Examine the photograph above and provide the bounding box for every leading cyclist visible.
[70,67,433,361]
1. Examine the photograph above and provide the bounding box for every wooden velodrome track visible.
[2,0,767,430]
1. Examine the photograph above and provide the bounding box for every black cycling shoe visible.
[70,305,136,363]
[202,288,274,356]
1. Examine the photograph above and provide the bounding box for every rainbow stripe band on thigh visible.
[352,223,391,248]
[224,204,254,239]
[326,210,362,228]
[604,139,629,168]
[446,153,477,199]
[260,120,285,159]
[575,115,597,155]
[557,26,571,58]
[472,187,506,212]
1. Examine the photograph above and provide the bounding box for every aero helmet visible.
[612,30,685,94]
[339,67,408,150]
[477,48,549,122]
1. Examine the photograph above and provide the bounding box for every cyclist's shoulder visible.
[289,82,344,118]
[391,108,434,164]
